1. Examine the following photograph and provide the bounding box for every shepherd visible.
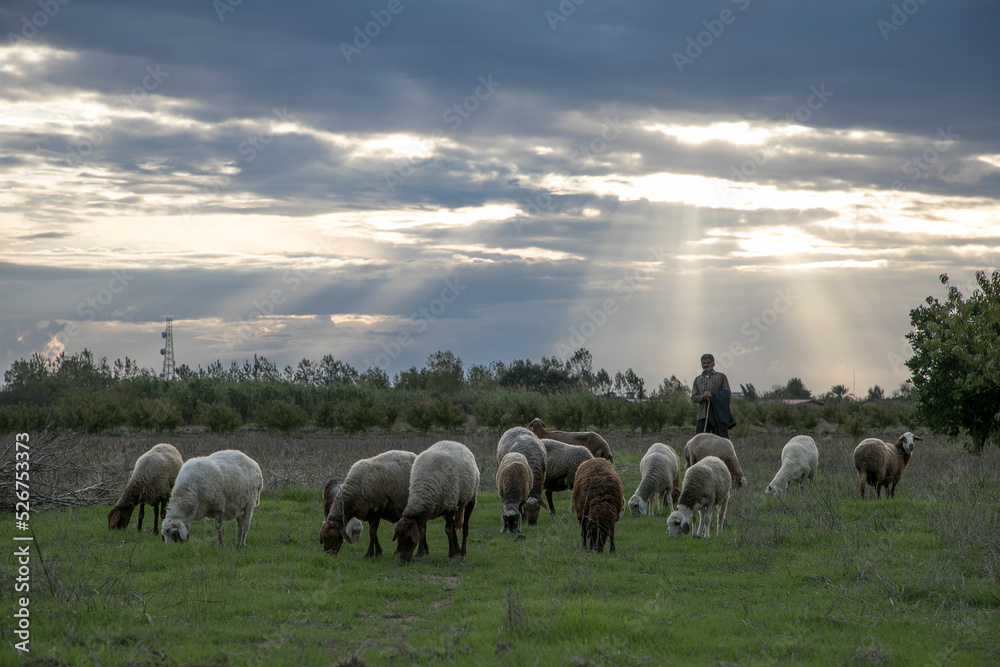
[691,353,736,438]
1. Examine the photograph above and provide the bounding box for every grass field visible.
[4,426,1000,665]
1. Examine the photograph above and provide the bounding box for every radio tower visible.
[160,317,176,380]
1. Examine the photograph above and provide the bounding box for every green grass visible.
[4,428,1000,665]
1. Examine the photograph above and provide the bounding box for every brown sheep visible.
[496,427,549,524]
[496,452,532,533]
[683,433,745,489]
[853,432,921,499]
[571,458,623,553]
[528,418,614,463]
[107,443,183,535]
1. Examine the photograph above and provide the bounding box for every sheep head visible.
[523,497,542,525]
[392,517,424,562]
[319,515,362,554]
[666,507,694,537]
[764,482,785,498]
[897,432,922,454]
[527,418,546,437]
[161,519,189,544]
[107,505,135,530]
[628,494,647,518]
[501,508,522,534]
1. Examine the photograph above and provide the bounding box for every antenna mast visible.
[160,317,176,380]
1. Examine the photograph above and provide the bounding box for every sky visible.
[1,0,998,397]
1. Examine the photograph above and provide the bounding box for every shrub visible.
[429,397,466,433]
[256,399,309,433]
[55,391,127,433]
[472,391,543,433]
[0,403,52,433]
[337,395,388,435]
[196,402,243,433]
[128,398,184,432]
[403,396,435,435]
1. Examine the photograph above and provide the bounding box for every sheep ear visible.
[913,434,923,441]
[409,524,421,545]
[341,525,355,544]
[179,525,189,542]
[682,521,690,535]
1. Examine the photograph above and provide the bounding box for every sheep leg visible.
[136,504,145,532]
[700,507,711,539]
[444,512,459,558]
[609,526,616,553]
[152,500,160,535]
[237,506,254,547]
[858,475,867,500]
[459,500,474,560]
[366,517,381,558]
[580,516,589,549]
[215,516,225,546]
[717,496,729,536]
[545,490,556,516]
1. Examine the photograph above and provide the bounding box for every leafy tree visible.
[466,364,497,390]
[739,383,758,401]
[425,350,465,394]
[866,385,885,402]
[196,402,243,433]
[358,366,390,389]
[654,375,687,398]
[317,355,358,386]
[394,366,428,390]
[783,377,812,400]
[906,271,1000,452]
[592,368,612,396]
[827,384,853,402]
[256,399,308,433]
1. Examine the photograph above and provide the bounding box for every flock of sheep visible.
[106,421,922,557]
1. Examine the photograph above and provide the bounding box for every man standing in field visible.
[691,353,734,437]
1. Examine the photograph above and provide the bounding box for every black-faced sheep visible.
[539,438,594,515]
[393,440,479,562]
[666,455,731,539]
[320,450,426,557]
[108,442,183,535]
[161,449,263,547]
[496,427,549,525]
[628,443,681,517]
[528,418,614,463]
[497,452,532,534]
[765,435,819,497]
[683,433,745,488]
[853,432,921,499]
[571,457,623,553]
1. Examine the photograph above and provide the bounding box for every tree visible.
[783,377,812,400]
[739,383,758,401]
[425,350,464,394]
[827,384,853,402]
[906,270,1000,452]
[866,385,885,402]
[654,375,687,398]
[316,355,358,386]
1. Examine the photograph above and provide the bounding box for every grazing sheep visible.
[666,456,731,539]
[539,438,594,515]
[765,435,819,497]
[683,433,746,489]
[107,443,183,535]
[496,427,549,524]
[320,450,425,557]
[853,432,921,500]
[497,452,532,533]
[528,418,613,462]
[393,440,479,562]
[628,443,681,517]
[318,477,369,553]
[571,458,624,553]
[161,450,263,548]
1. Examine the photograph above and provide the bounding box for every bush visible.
[55,391,127,433]
[0,403,52,433]
[472,391,543,433]
[403,396,435,435]
[196,402,243,433]
[620,400,669,434]
[128,398,184,432]
[337,395,388,435]
[428,397,466,433]
[255,400,309,433]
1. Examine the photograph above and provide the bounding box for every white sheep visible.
[628,443,680,517]
[161,449,263,547]
[497,452,532,533]
[683,433,746,488]
[108,443,183,535]
[496,427,549,524]
[320,450,424,557]
[853,432,921,499]
[539,438,594,515]
[666,455,731,539]
[765,435,819,497]
[393,440,480,562]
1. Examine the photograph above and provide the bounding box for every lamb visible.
[161,449,263,547]
[496,452,532,533]
[321,478,365,547]
[628,443,681,517]
[107,443,183,535]
[683,433,746,488]
[320,450,425,557]
[853,432,921,499]
[528,418,613,463]
[571,457,624,553]
[393,440,479,562]
[496,427,549,525]
[539,438,594,515]
[765,435,819,497]
[666,456,731,539]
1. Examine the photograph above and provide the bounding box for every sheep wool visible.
[571,457,624,553]
[161,449,263,548]
[393,440,479,562]
[628,443,680,517]
[683,433,746,489]
[320,450,423,557]
[528,418,614,462]
[853,432,920,499]
[765,435,819,497]
[666,456,731,539]
[107,443,183,535]
[497,452,532,533]
[496,427,549,525]
[539,438,594,515]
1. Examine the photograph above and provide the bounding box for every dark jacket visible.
[707,389,737,439]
